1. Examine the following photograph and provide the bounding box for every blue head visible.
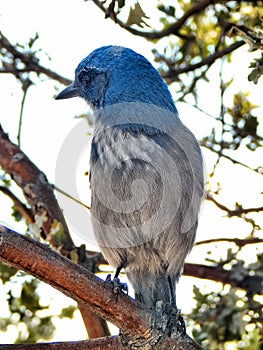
[56,46,177,114]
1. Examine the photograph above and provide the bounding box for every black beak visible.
[56,83,80,100]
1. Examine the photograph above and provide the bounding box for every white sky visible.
[0,0,263,343]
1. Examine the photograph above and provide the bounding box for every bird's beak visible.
[55,83,80,100]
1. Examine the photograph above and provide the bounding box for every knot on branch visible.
[121,302,186,349]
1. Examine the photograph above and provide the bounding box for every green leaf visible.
[157,5,175,17]
[60,305,77,319]
[0,262,17,283]
[117,0,125,9]
[126,2,150,28]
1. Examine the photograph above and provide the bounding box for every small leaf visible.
[157,5,175,17]
[117,0,125,9]
[248,67,263,84]
[126,2,150,28]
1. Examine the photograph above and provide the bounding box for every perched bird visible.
[56,46,203,310]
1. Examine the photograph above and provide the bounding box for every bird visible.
[56,46,203,311]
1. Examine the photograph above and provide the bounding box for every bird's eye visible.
[78,69,90,85]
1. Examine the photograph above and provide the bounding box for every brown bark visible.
[0,124,74,250]
[0,225,204,349]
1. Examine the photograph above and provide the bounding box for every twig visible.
[195,237,263,247]
[201,144,263,175]
[183,262,262,295]
[0,32,71,86]
[17,79,32,147]
[206,193,263,217]
[0,185,34,223]
[163,41,245,82]
[52,184,90,210]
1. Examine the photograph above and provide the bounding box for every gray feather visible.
[56,46,204,309]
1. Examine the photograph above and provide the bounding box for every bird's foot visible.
[155,301,186,336]
[105,274,128,301]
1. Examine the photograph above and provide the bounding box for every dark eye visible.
[78,69,90,85]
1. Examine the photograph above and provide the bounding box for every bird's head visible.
[56,45,176,113]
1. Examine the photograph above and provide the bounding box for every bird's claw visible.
[105,274,128,301]
[155,301,186,336]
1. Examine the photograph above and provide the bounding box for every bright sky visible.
[0,0,263,344]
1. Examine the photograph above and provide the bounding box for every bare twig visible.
[163,41,245,82]
[0,32,71,86]
[206,193,263,217]
[195,237,263,247]
[201,144,263,175]
[0,185,34,223]
[17,79,32,147]
[52,184,90,210]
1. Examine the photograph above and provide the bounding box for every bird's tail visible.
[126,269,179,308]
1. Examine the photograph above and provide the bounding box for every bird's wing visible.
[89,122,203,250]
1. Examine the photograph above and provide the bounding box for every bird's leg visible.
[113,264,123,279]
[167,274,176,307]
[105,264,128,299]
[164,275,186,335]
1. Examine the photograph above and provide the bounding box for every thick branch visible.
[0,338,119,350]
[0,32,71,85]
[0,225,149,336]
[0,124,74,250]
[0,225,203,350]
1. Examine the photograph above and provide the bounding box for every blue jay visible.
[56,46,203,310]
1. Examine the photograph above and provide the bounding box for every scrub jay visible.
[56,46,203,310]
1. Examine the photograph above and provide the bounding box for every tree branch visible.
[91,1,245,81]
[163,41,245,82]
[0,225,149,336]
[195,237,263,247]
[0,185,34,223]
[183,263,262,295]
[0,31,71,86]
[17,79,32,147]
[92,0,220,40]
[206,193,263,217]
[0,338,119,350]
[201,144,263,175]
[0,123,110,338]
[0,225,203,350]
[0,123,74,250]
[0,125,110,338]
